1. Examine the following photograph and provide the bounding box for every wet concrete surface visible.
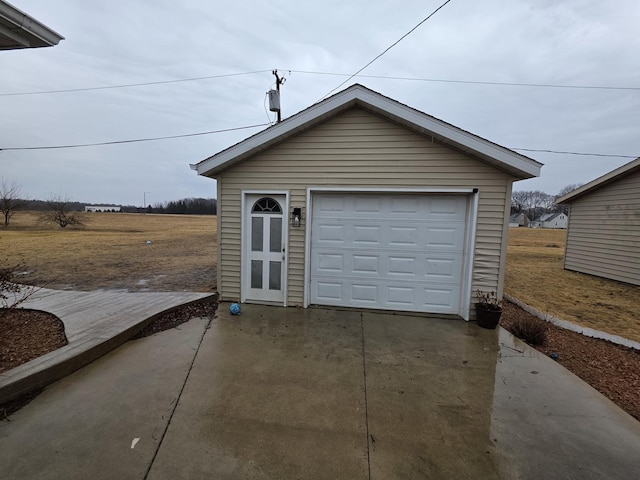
[2,303,640,479]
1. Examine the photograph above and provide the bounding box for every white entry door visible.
[244,194,286,304]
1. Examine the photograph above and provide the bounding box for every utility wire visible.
[318,0,453,101]
[289,70,640,92]
[0,124,270,151]
[3,68,638,97]
[2,122,635,159]
[0,70,271,97]
[512,148,638,159]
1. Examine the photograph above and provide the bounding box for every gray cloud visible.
[1,0,638,205]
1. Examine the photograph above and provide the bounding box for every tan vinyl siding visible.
[216,107,515,313]
[564,168,640,286]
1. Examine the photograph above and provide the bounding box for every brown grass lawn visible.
[1,211,217,292]
[506,227,640,344]
[3,214,638,342]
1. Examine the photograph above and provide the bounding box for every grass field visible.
[3,212,638,342]
[1,211,217,292]
[506,227,640,343]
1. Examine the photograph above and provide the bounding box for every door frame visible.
[241,190,289,305]
[304,187,478,320]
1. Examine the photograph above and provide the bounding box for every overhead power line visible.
[289,70,640,92]
[2,68,637,98]
[0,124,270,151]
[318,0,454,101]
[0,70,271,97]
[1,121,635,159]
[512,148,638,159]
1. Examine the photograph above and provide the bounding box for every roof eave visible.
[0,1,64,50]
[557,157,640,204]
[195,84,542,180]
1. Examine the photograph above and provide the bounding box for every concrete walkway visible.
[0,287,214,404]
[2,304,640,479]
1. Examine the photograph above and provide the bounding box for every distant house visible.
[557,157,640,286]
[85,205,121,212]
[509,213,529,227]
[190,84,542,320]
[531,212,568,229]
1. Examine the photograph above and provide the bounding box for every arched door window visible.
[252,197,282,214]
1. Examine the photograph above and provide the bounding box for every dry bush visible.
[509,315,548,346]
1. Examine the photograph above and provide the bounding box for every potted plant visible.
[475,290,503,329]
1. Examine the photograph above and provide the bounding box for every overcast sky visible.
[1,0,638,206]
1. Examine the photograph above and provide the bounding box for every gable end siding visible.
[216,107,515,313]
[564,168,640,286]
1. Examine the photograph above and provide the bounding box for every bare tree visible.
[556,184,583,198]
[511,190,530,214]
[40,194,86,228]
[0,261,37,314]
[0,179,25,227]
[553,183,583,213]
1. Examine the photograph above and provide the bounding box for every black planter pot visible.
[475,303,502,329]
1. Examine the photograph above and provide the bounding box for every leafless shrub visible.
[510,316,548,346]
[0,261,37,314]
[39,194,87,229]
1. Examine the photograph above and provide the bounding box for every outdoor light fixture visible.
[291,207,301,227]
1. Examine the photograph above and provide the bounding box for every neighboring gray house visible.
[557,157,640,286]
[531,212,568,229]
[509,213,529,227]
[192,84,541,320]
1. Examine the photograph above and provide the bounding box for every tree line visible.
[150,198,216,215]
[0,179,216,228]
[511,184,581,220]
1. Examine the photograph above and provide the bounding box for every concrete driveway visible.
[2,304,640,479]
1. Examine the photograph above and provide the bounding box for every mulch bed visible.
[501,301,640,422]
[0,309,67,374]
[0,301,217,419]
[132,301,217,339]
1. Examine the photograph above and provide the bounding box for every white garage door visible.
[310,193,468,314]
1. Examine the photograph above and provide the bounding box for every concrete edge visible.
[0,294,218,405]
[504,294,640,351]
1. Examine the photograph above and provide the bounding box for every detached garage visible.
[192,84,541,320]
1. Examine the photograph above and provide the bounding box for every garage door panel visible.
[352,255,380,273]
[310,193,468,314]
[352,284,378,303]
[316,253,344,273]
[425,226,461,248]
[355,196,382,213]
[353,225,382,245]
[387,256,415,276]
[315,281,343,302]
[420,288,458,311]
[314,222,465,252]
[312,250,463,281]
[317,224,345,243]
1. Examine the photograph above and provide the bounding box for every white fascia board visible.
[195,90,361,176]
[360,92,541,179]
[557,157,640,204]
[195,84,542,179]
[0,1,64,48]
